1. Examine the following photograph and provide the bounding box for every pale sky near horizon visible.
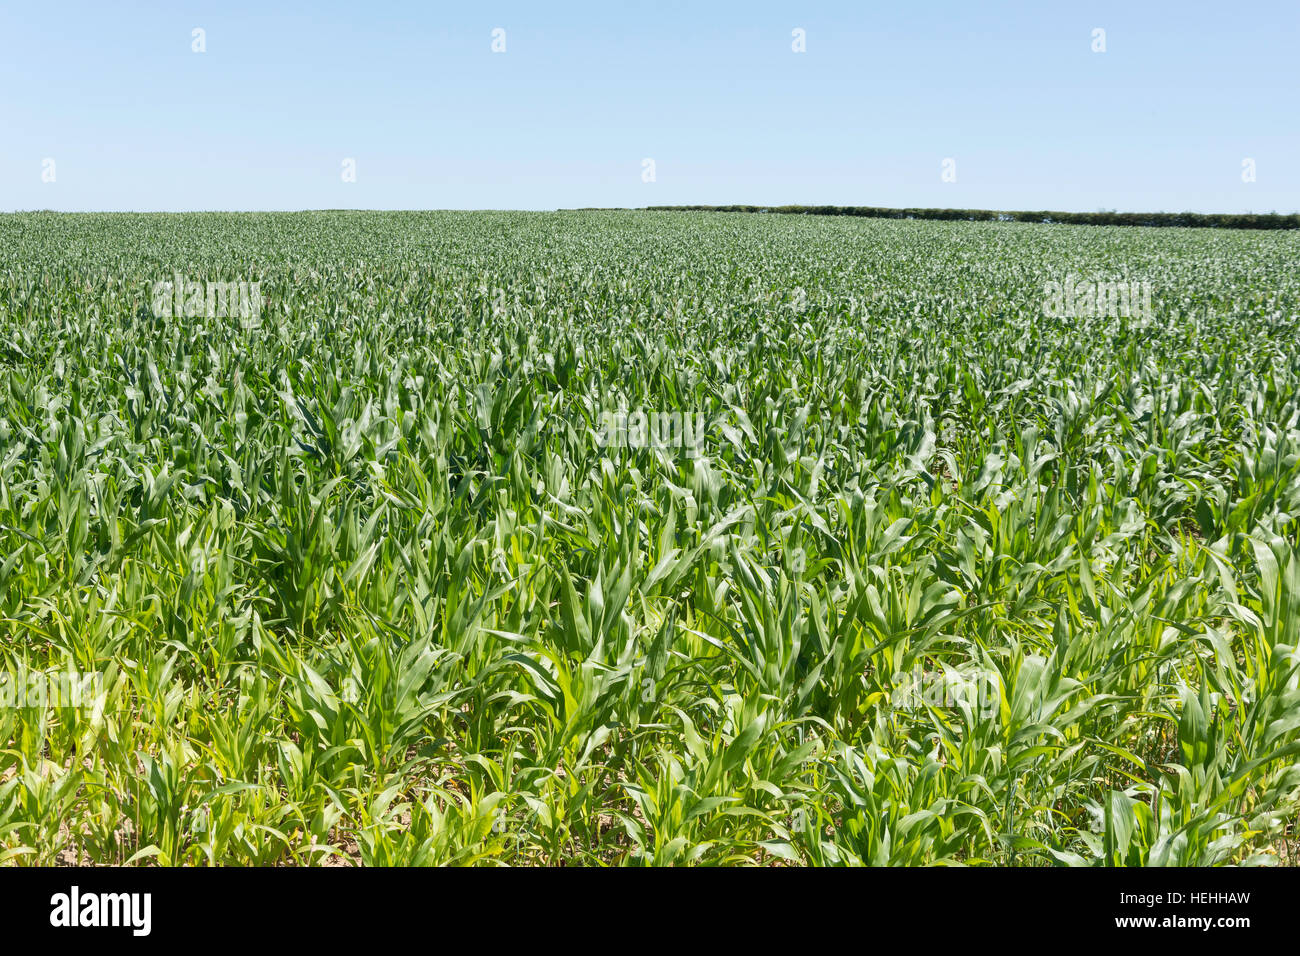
[3,0,1297,213]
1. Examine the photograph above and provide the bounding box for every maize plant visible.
[0,209,1298,866]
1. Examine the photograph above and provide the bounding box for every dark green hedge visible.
[636,205,1300,230]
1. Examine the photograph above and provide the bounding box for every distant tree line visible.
[636,205,1300,230]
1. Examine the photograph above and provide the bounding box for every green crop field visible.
[2,209,1299,866]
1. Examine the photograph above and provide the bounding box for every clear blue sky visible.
[3,0,1296,213]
